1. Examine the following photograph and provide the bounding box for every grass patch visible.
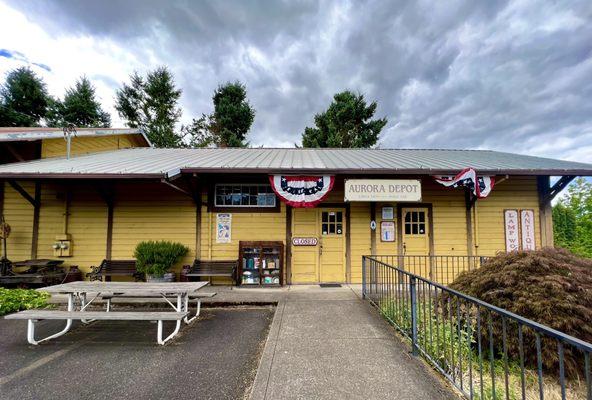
[0,287,51,316]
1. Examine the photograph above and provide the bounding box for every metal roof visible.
[0,127,152,146]
[0,147,590,179]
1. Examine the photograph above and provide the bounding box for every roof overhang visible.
[0,128,152,147]
[0,169,589,181]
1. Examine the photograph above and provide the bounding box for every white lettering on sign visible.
[344,179,422,202]
[504,210,520,252]
[520,209,536,251]
[292,237,318,246]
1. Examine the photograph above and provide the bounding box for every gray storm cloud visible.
[5,0,592,161]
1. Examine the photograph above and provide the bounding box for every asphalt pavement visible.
[0,306,274,400]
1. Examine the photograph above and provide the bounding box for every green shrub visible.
[0,288,50,316]
[447,247,592,377]
[134,240,189,277]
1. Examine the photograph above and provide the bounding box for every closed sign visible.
[292,237,318,246]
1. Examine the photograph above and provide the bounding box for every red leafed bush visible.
[448,248,592,377]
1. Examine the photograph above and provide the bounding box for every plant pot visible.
[146,273,175,283]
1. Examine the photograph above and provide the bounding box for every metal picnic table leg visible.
[183,294,201,324]
[157,293,183,345]
[27,293,74,345]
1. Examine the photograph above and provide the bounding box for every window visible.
[322,211,343,235]
[215,184,276,207]
[404,211,426,235]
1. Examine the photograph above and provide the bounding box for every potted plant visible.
[134,240,189,283]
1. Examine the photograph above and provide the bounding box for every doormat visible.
[319,283,342,288]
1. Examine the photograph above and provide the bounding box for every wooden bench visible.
[86,259,142,282]
[186,260,238,285]
[5,309,187,345]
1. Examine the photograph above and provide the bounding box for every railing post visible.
[410,275,418,356]
[362,256,367,299]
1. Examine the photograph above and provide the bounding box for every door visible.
[401,207,430,276]
[291,208,319,283]
[291,208,346,283]
[319,209,346,283]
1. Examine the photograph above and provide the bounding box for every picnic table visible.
[5,281,212,345]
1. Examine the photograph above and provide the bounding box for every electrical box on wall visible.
[53,234,73,257]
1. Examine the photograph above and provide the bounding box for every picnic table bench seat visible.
[99,291,216,318]
[186,259,238,285]
[86,259,142,282]
[5,309,187,345]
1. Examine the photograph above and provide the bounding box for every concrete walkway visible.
[249,285,456,400]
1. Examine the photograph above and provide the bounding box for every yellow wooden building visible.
[0,129,590,285]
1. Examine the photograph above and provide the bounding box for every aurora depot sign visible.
[344,179,422,202]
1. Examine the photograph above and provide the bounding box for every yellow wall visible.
[199,200,287,283]
[111,183,196,274]
[35,183,109,272]
[41,134,145,158]
[0,175,544,284]
[349,202,371,283]
[2,182,35,261]
[473,176,541,256]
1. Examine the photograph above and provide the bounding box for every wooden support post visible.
[285,204,292,285]
[465,191,474,257]
[370,202,377,256]
[345,203,351,283]
[31,182,41,259]
[96,184,115,261]
[537,176,555,247]
[106,201,114,261]
[0,181,4,218]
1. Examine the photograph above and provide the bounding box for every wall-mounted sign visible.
[381,221,396,242]
[381,206,394,220]
[370,220,377,231]
[520,209,536,251]
[292,237,318,246]
[344,179,421,202]
[504,210,519,252]
[216,213,232,243]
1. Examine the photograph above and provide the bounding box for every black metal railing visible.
[362,256,592,400]
[372,255,490,285]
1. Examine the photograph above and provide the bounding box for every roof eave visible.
[180,167,592,176]
[0,173,165,180]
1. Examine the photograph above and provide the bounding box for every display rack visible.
[238,241,284,286]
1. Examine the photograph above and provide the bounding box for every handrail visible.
[365,256,592,352]
[362,255,592,400]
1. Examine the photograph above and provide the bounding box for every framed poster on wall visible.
[380,221,396,242]
[504,209,520,252]
[216,213,232,243]
[520,209,536,250]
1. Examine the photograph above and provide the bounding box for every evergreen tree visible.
[184,82,255,148]
[0,67,49,126]
[301,91,387,148]
[115,67,182,148]
[47,76,111,128]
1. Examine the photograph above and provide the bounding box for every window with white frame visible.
[214,184,276,207]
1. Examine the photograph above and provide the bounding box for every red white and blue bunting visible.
[269,175,335,208]
[433,168,495,199]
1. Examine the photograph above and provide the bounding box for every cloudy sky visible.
[1,0,591,162]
